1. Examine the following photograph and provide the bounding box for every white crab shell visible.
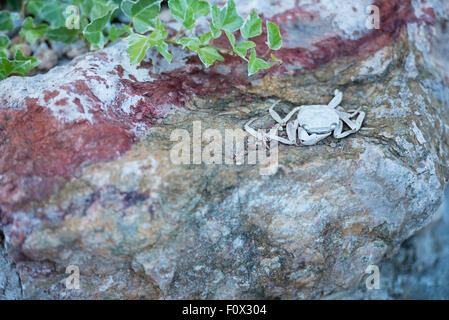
[297,105,340,134]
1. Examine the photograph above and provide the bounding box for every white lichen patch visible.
[357,46,393,78]
[299,0,374,39]
[411,121,427,145]
[233,0,297,18]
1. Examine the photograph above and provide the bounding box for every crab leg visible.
[328,89,343,109]
[269,102,302,126]
[298,127,332,146]
[334,109,365,139]
[266,126,296,145]
[245,119,289,145]
[244,118,267,141]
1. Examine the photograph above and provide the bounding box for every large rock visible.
[1,0,448,299]
[0,233,21,300]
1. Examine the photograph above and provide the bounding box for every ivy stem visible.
[20,0,29,19]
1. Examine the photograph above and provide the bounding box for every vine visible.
[0,0,283,80]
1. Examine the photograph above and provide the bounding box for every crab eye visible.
[330,123,337,129]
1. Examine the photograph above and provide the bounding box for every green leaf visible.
[0,50,40,80]
[168,0,185,21]
[27,0,68,28]
[126,33,151,65]
[0,35,9,59]
[147,18,168,43]
[197,46,224,68]
[122,0,162,34]
[235,41,256,60]
[109,24,126,42]
[211,0,243,33]
[177,37,201,51]
[46,27,80,43]
[225,30,236,47]
[248,48,271,76]
[84,10,116,50]
[0,35,10,49]
[169,0,210,21]
[120,0,133,17]
[0,11,14,31]
[198,32,212,45]
[226,30,255,60]
[266,21,282,50]
[20,17,49,45]
[240,11,262,40]
[156,41,172,63]
[188,0,210,18]
[0,58,15,79]
[183,5,195,30]
[209,21,221,39]
[74,0,118,21]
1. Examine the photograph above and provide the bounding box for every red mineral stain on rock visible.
[0,97,135,214]
[266,0,422,69]
[43,90,59,103]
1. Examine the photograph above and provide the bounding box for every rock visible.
[326,188,449,300]
[0,232,22,300]
[33,42,59,71]
[0,0,448,299]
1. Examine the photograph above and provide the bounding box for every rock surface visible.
[327,186,449,300]
[1,0,448,299]
[0,232,21,299]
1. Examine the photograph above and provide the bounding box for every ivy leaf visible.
[148,18,168,43]
[156,42,173,63]
[169,0,210,21]
[0,35,10,48]
[46,27,80,43]
[211,0,243,33]
[196,46,224,68]
[248,48,270,76]
[235,41,256,60]
[0,11,14,31]
[126,33,151,65]
[177,37,201,51]
[183,5,195,30]
[74,0,118,21]
[0,50,40,80]
[127,18,170,65]
[0,35,10,59]
[121,0,162,34]
[168,0,185,21]
[109,24,127,42]
[266,21,282,50]
[225,30,236,47]
[19,17,49,45]
[188,0,211,18]
[84,9,117,50]
[240,11,262,40]
[0,58,16,79]
[13,49,40,69]
[27,0,68,28]
[225,30,254,60]
[209,22,221,39]
[120,0,133,17]
[198,32,212,45]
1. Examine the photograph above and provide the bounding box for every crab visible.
[245,90,365,146]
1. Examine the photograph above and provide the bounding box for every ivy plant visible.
[0,0,283,80]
